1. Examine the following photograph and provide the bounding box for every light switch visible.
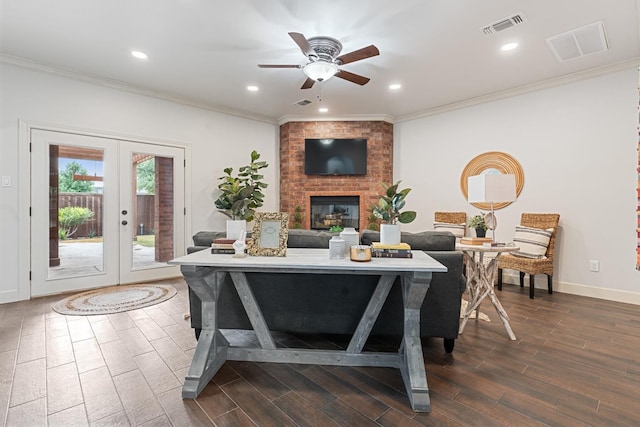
[1,176,10,187]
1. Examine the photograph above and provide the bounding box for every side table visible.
[456,244,520,340]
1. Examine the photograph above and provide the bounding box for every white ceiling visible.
[2,0,639,123]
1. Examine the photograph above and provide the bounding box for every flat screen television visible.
[304,138,367,175]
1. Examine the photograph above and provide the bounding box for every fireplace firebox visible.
[310,196,360,230]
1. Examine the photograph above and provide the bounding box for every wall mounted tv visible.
[304,138,367,175]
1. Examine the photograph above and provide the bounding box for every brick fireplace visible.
[279,121,393,231]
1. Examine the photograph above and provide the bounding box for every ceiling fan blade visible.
[288,32,316,58]
[336,45,380,65]
[257,64,301,68]
[335,69,371,86]
[301,78,315,90]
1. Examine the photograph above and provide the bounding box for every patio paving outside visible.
[49,239,165,279]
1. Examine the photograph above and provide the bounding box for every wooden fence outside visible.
[59,193,155,238]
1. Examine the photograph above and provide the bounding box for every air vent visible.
[481,13,526,35]
[293,99,312,106]
[545,21,608,62]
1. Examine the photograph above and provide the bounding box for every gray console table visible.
[169,248,447,412]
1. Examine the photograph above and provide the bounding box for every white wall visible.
[0,63,278,302]
[2,62,638,304]
[395,68,639,303]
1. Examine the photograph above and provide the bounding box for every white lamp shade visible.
[467,173,516,203]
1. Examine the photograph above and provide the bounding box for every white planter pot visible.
[226,220,247,240]
[380,224,401,245]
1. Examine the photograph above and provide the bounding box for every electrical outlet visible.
[589,260,600,272]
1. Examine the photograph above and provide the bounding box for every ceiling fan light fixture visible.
[303,61,338,82]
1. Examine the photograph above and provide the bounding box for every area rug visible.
[52,284,177,315]
[460,299,491,322]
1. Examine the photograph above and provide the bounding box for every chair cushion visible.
[433,222,465,239]
[511,225,553,259]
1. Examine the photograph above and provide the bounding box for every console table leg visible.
[182,324,228,398]
[399,336,430,412]
[181,267,230,398]
[398,271,432,412]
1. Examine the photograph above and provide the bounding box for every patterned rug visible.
[52,284,177,315]
[460,298,491,322]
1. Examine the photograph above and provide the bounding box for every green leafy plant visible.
[329,225,343,232]
[58,206,95,238]
[468,213,487,230]
[371,181,417,225]
[214,150,269,221]
[292,205,303,229]
[367,208,380,231]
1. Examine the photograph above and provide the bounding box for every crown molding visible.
[0,53,277,125]
[395,57,640,123]
[3,52,638,127]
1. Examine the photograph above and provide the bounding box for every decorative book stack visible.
[371,242,413,258]
[211,238,250,254]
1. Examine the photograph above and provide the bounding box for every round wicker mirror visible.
[460,151,524,210]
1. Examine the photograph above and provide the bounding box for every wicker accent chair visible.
[434,211,467,226]
[497,213,560,299]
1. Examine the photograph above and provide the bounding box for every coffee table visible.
[169,248,447,412]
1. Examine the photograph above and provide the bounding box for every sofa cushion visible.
[286,229,335,248]
[192,231,228,247]
[361,229,456,251]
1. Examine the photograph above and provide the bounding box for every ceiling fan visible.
[258,32,379,90]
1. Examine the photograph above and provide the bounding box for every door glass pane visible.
[48,145,104,279]
[132,154,173,270]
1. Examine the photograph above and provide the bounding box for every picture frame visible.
[248,212,289,256]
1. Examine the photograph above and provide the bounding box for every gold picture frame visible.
[247,212,289,257]
[460,151,524,210]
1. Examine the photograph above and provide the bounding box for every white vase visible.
[380,224,401,245]
[226,220,247,240]
[340,227,360,257]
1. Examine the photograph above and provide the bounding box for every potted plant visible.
[468,213,487,238]
[214,150,268,239]
[371,181,417,245]
[292,205,303,229]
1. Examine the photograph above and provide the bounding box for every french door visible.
[31,129,185,296]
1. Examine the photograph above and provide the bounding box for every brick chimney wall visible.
[279,121,393,231]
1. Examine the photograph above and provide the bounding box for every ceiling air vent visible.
[481,13,526,35]
[545,21,609,62]
[293,99,312,106]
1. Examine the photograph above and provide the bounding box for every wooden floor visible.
[1,278,639,426]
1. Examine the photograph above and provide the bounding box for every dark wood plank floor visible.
[1,277,639,426]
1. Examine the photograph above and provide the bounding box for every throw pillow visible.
[433,222,466,239]
[511,225,554,259]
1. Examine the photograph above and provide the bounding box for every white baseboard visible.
[499,272,640,305]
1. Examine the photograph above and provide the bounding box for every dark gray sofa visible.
[186,228,466,352]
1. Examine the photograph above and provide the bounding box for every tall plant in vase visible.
[214,150,268,239]
[371,181,417,245]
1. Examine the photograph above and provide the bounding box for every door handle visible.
[122,220,128,225]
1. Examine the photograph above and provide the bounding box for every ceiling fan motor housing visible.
[307,36,343,62]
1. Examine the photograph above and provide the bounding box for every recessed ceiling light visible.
[389,83,402,90]
[318,107,328,113]
[501,42,519,52]
[247,85,259,92]
[131,50,148,60]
